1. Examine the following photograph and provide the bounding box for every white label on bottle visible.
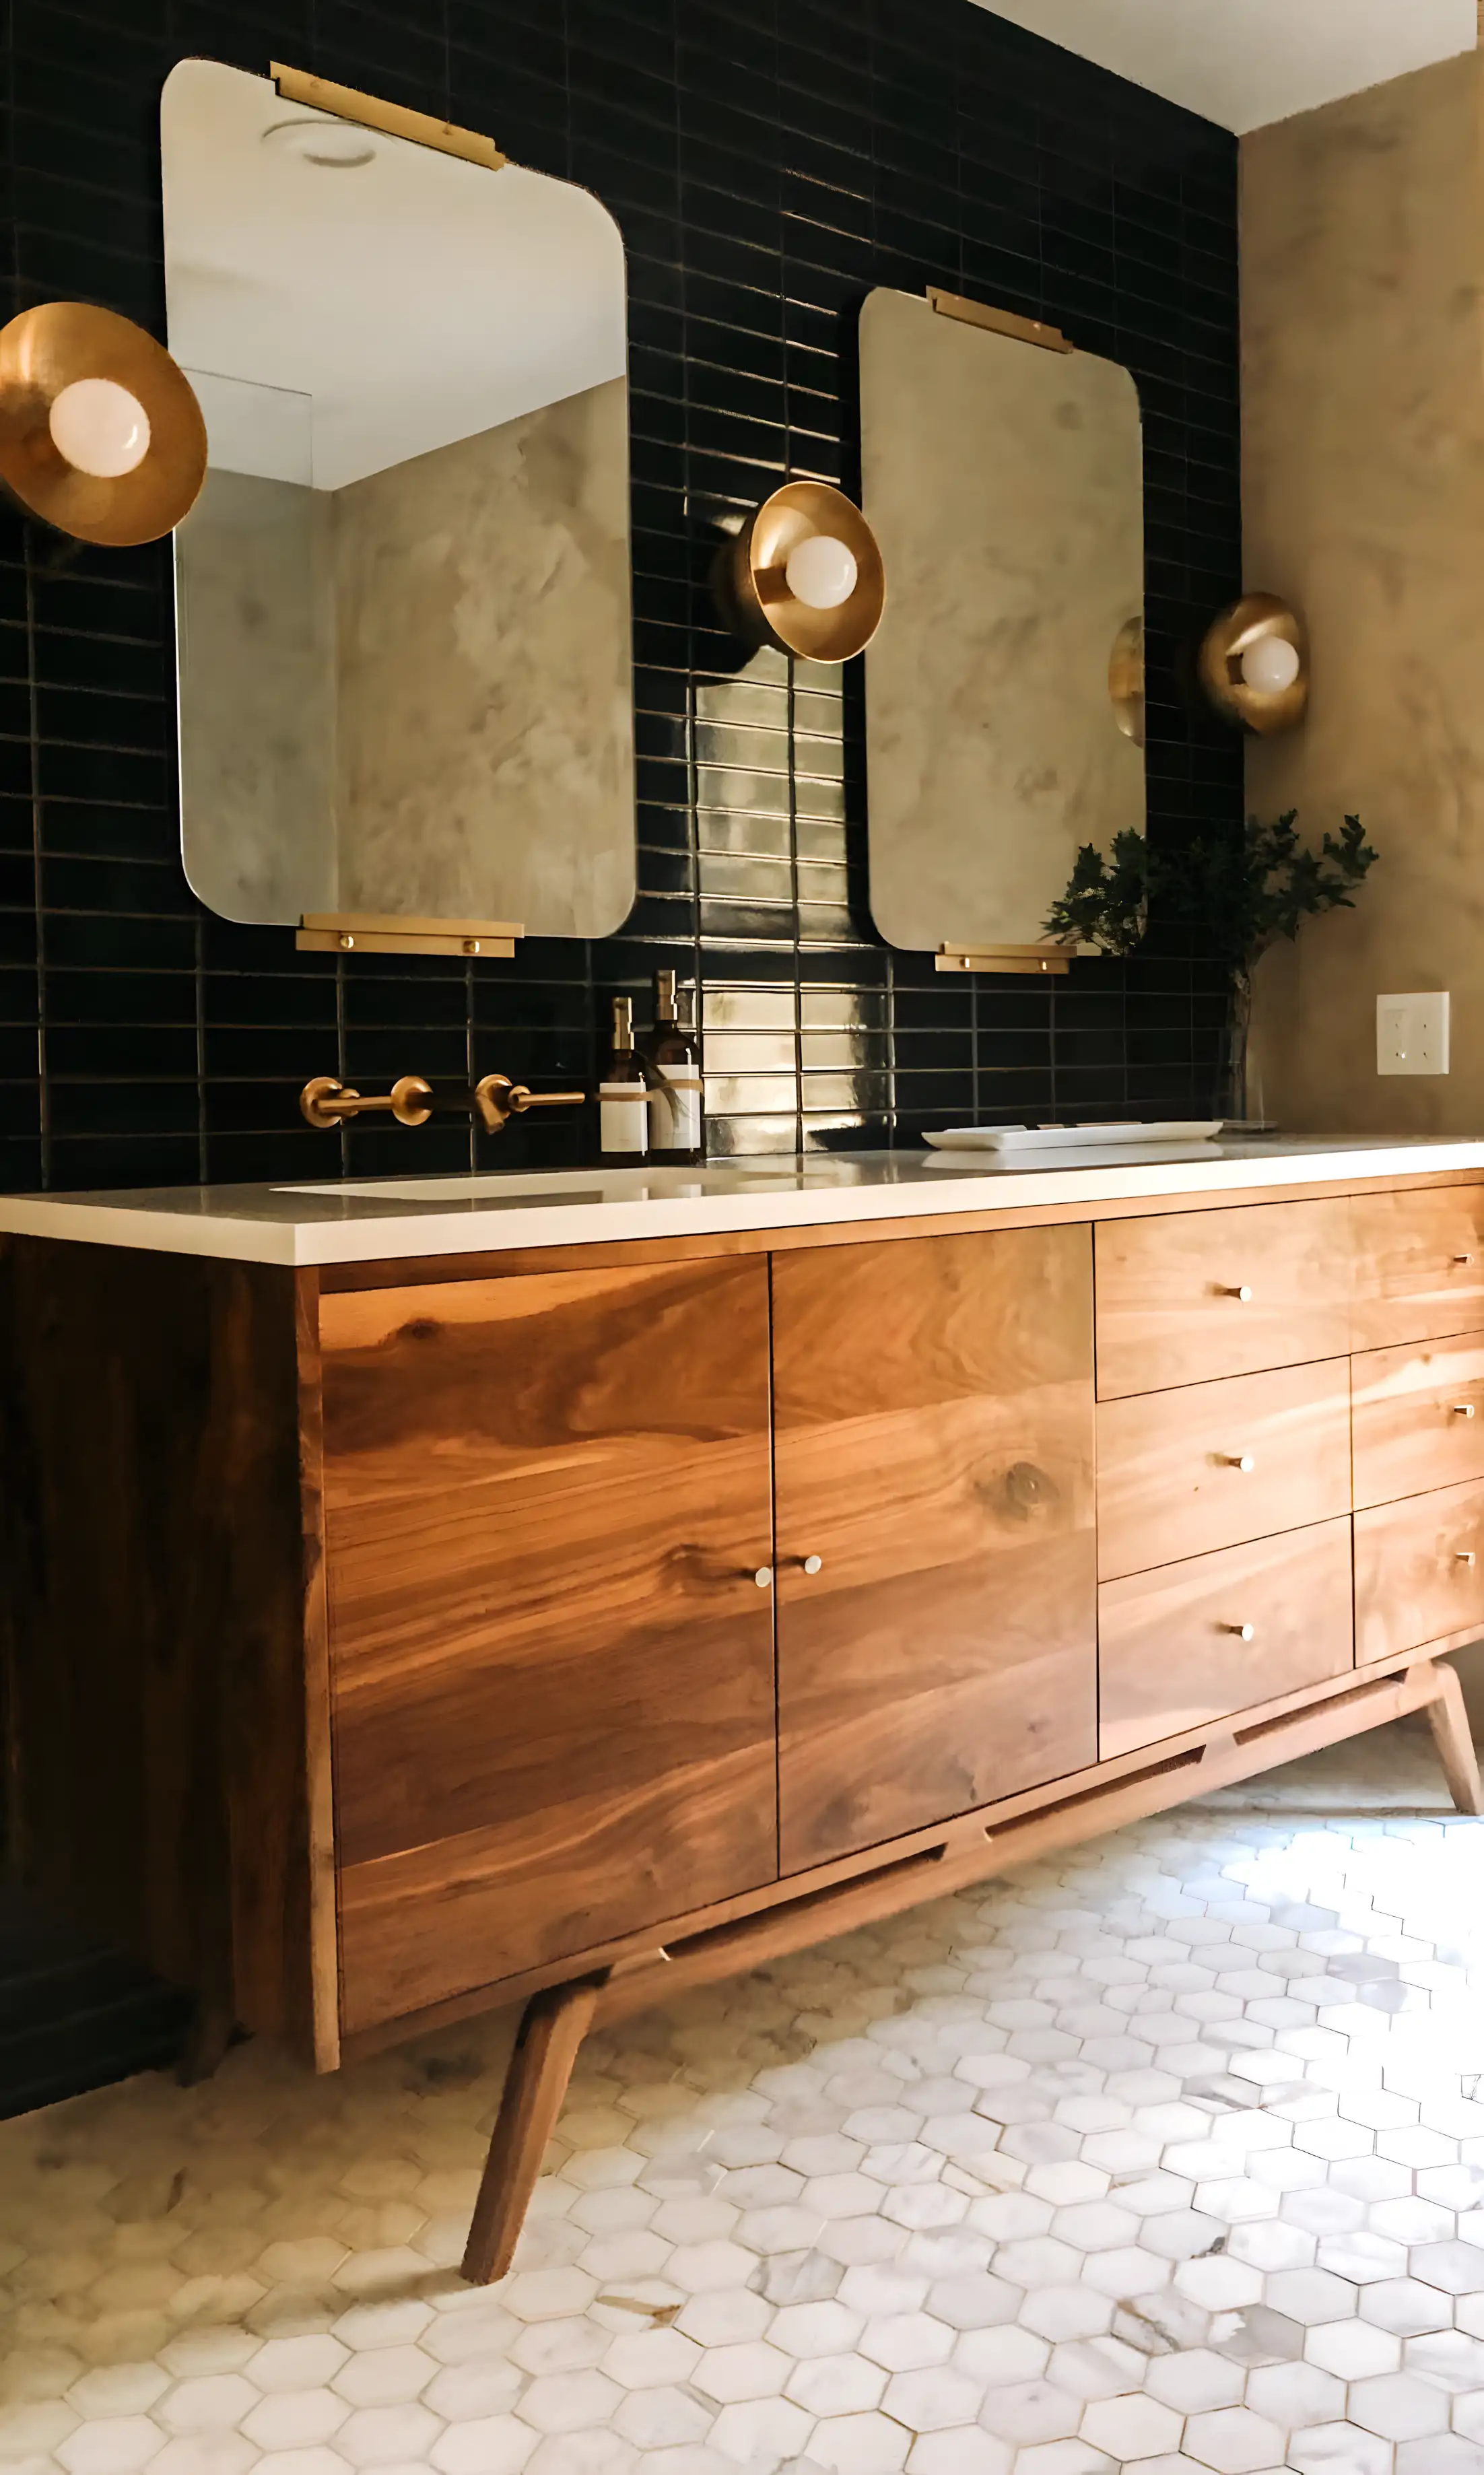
[668,1075,703,1151]
[600,1086,648,1155]
[649,1074,703,1152]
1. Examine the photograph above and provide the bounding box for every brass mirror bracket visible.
[936,944,1076,978]
[300,1075,584,1134]
[298,912,522,959]
[269,63,505,170]
[1199,592,1309,736]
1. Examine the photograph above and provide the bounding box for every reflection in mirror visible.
[861,289,1145,958]
[162,60,636,943]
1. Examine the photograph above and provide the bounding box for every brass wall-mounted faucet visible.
[300,1073,584,1134]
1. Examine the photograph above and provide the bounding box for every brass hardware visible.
[1221,1623,1256,1641]
[1452,1403,1478,1419]
[1217,1284,1254,1301]
[926,287,1073,356]
[298,911,522,960]
[300,1074,433,1130]
[1458,1551,1478,1568]
[0,302,207,545]
[937,943,1075,977]
[1221,1454,1256,1473]
[270,63,505,170]
[753,1568,773,1589]
[713,479,885,663]
[300,1073,583,1134]
[1199,591,1309,737]
[472,1075,585,1134]
[1109,615,1146,748]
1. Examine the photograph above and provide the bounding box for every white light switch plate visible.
[1378,991,1450,1076]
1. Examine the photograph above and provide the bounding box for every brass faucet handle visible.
[300,1073,432,1129]
[473,1073,586,1132]
[302,1075,353,1128]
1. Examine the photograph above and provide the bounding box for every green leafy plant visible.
[1044,809,1378,972]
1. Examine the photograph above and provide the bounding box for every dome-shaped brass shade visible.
[1199,591,1309,736]
[715,479,885,663]
[0,302,207,546]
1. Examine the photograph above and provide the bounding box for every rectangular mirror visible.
[861,288,1144,962]
[162,59,636,947]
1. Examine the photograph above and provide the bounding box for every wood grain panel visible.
[0,1238,325,2060]
[1353,1330,1484,1512]
[1351,1186,1484,1350]
[1099,1517,1354,1759]
[1355,1477,1484,1664]
[772,1225,1096,1873]
[1097,1358,1351,1582]
[1094,1199,1353,1399]
[323,1256,778,2035]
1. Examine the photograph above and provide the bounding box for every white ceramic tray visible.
[924,1121,1223,1155]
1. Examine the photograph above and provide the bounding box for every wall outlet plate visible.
[1377,991,1450,1076]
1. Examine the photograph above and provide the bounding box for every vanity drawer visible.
[1351,1186,1484,1350]
[1355,1477,1484,1664]
[1352,1331,1484,1510]
[1094,1200,1353,1399]
[1100,1517,1354,1760]
[1097,1357,1352,1582]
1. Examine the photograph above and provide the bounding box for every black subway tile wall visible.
[0,0,1241,1198]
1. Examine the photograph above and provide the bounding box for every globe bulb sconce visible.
[0,302,207,546]
[1199,591,1309,735]
[714,479,885,662]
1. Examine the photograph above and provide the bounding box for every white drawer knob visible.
[1221,1622,1256,1641]
[1456,1254,1476,1267]
[753,1567,773,1588]
[802,1555,823,1575]
[1221,1453,1256,1473]
[1457,1551,1477,1569]
[1217,1285,1253,1301]
[1452,1402,1477,1419]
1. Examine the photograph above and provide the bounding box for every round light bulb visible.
[48,378,151,479]
[785,533,858,611]
[1240,633,1302,695]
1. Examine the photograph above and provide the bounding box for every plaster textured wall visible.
[334,378,636,938]
[1244,54,1484,1130]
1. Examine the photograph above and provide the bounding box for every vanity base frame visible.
[463,1651,1479,2283]
[6,1161,1484,2292]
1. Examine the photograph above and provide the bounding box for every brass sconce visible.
[714,479,885,663]
[1199,592,1309,735]
[0,302,207,545]
[1108,615,1145,749]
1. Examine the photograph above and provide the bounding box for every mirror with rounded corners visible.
[860,287,1145,959]
[162,59,636,944]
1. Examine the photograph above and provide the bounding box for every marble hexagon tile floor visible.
[3,1724,1484,2475]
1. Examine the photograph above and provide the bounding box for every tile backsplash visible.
[0,0,1242,1196]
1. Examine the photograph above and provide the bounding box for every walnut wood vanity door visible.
[772,1226,1097,1874]
[322,1258,778,2037]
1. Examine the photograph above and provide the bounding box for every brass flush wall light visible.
[1200,591,1309,735]
[0,302,207,545]
[714,479,885,662]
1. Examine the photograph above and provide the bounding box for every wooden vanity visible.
[3,1139,1483,2283]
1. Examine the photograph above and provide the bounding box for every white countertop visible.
[0,1135,1482,1266]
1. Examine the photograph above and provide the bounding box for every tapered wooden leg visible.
[462,1976,603,2284]
[1423,1662,1484,1817]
